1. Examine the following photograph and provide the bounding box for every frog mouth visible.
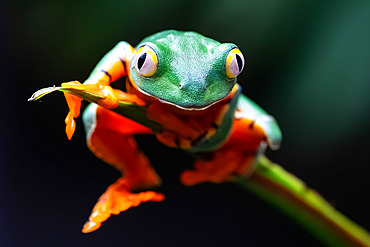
[156,96,227,111]
[133,81,232,111]
[134,81,239,112]
[127,79,225,111]
[127,71,238,111]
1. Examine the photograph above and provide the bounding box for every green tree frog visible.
[48,30,282,233]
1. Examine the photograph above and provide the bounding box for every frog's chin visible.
[156,97,225,111]
[136,84,229,111]
[129,76,233,111]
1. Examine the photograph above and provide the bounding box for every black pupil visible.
[137,53,147,70]
[235,54,243,72]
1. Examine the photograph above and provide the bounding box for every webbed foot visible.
[82,178,165,233]
[180,149,256,186]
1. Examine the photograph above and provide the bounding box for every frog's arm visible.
[146,85,241,150]
[84,41,134,86]
[61,42,140,139]
[236,94,282,150]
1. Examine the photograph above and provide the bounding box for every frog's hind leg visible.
[81,104,164,233]
[181,117,267,186]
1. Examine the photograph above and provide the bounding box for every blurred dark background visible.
[1,0,369,246]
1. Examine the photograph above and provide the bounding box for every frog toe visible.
[82,178,165,233]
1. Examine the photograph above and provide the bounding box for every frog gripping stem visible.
[29,30,370,245]
[61,80,120,140]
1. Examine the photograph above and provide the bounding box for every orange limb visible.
[224,117,267,149]
[61,81,146,139]
[82,178,164,233]
[146,102,203,140]
[146,101,231,149]
[82,106,163,233]
[154,130,192,149]
[61,81,117,140]
[115,90,146,106]
[181,117,267,186]
[61,81,120,109]
[181,149,254,185]
[63,92,82,140]
[61,42,135,139]
[92,105,151,136]
[85,42,134,86]
[89,59,126,86]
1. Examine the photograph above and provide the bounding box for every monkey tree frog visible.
[32,30,282,233]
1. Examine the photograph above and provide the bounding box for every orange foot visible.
[61,81,123,140]
[180,149,256,186]
[61,81,148,140]
[82,178,165,233]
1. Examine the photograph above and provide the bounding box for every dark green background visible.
[1,0,369,246]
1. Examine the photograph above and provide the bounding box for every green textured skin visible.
[129,30,238,109]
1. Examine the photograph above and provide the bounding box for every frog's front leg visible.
[81,104,164,233]
[146,102,227,149]
[62,42,136,139]
[181,117,268,186]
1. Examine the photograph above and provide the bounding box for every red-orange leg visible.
[81,105,164,233]
[181,117,267,186]
[62,42,135,139]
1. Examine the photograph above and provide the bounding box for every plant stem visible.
[234,156,370,247]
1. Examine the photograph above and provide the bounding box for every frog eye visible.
[134,45,158,77]
[225,48,245,78]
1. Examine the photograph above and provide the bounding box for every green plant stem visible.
[235,156,370,247]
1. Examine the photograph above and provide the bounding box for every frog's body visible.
[61,30,281,233]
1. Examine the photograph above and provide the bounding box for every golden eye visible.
[225,48,244,78]
[134,45,158,77]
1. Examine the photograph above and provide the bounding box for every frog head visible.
[128,30,245,110]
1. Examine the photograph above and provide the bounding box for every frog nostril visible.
[178,77,207,92]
